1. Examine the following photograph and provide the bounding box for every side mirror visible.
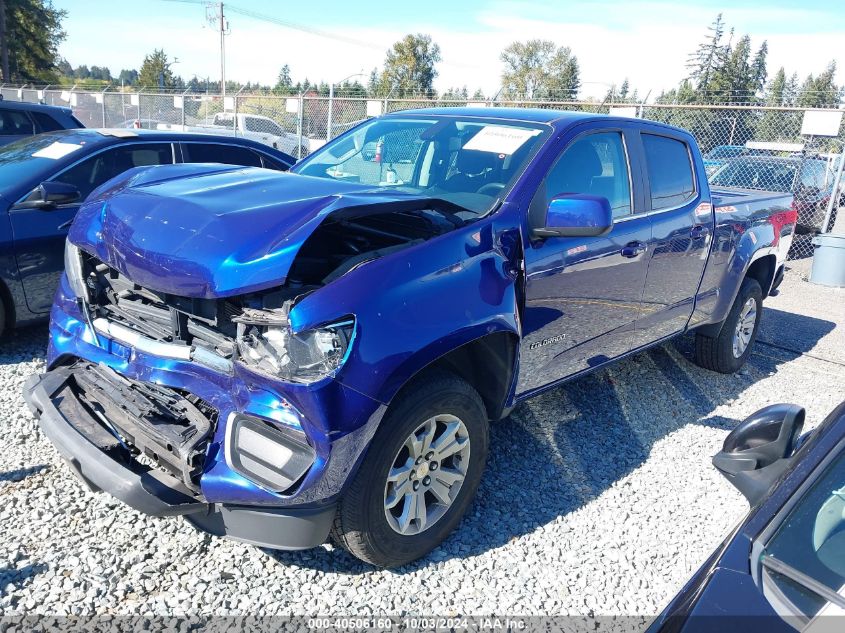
[15,181,81,210]
[713,404,805,505]
[533,194,613,239]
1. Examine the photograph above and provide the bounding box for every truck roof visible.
[393,106,598,126]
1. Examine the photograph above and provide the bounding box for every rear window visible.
[30,111,66,133]
[642,134,696,210]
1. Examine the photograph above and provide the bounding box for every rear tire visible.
[331,371,489,568]
[694,278,763,374]
[0,299,5,337]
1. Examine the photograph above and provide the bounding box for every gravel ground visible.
[1,265,844,618]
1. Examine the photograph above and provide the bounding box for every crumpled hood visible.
[68,164,421,298]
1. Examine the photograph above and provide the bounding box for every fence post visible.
[326,85,334,142]
[297,93,304,160]
[821,144,845,234]
[182,87,190,129]
[101,85,109,127]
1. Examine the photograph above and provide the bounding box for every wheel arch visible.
[696,250,776,338]
[744,253,777,299]
[381,330,520,422]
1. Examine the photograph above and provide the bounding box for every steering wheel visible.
[476,182,506,196]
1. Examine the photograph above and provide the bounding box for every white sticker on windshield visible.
[32,142,84,160]
[463,125,541,155]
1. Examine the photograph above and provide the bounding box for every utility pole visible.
[0,0,10,82]
[206,2,228,98]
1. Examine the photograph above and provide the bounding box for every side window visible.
[545,131,632,218]
[30,112,66,133]
[642,134,696,210]
[0,110,35,136]
[183,143,263,168]
[53,143,173,200]
[762,452,845,619]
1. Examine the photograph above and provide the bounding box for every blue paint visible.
[41,109,796,514]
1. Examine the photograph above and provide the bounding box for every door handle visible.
[621,241,647,258]
[690,224,711,239]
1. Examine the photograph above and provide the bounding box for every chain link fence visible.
[2,85,843,259]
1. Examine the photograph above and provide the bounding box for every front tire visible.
[331,371,489,567]
[694,277,763,374]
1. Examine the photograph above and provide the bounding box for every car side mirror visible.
[532,194,613,239]
[15,181,81,210]
[713,404,805,505]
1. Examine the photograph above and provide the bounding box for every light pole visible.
[327,71,364,142]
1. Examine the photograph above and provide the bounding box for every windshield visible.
[0,133,88,196]
[293,116,549,214]
[710,159,798,193]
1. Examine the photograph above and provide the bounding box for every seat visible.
[442,149,499,193]
[549,142,604,198]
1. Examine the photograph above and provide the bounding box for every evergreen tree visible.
[784,72,799,106]
[709,34,753,103]
[0,0,66,82]
[138,49,175,90]
[750,41,768,96]
[766,67,786,105]
[797,61,841,108]
[274,64,293,94]
[686,14,727,92]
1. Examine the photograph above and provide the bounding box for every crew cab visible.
[24,109,796,568]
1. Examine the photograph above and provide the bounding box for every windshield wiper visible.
[762,554,845,610]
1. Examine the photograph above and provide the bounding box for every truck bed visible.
[710,186,793,211]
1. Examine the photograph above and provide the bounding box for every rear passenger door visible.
[635,132,713,344]
[10,142,174,313]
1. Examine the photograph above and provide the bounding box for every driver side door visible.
[518,127,652,394]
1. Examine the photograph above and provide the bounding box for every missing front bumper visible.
[23,368,335,550]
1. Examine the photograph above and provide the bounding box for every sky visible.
[53,0,845,100]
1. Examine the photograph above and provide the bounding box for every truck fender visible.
[375,325,521,420]
[696,230,778,337]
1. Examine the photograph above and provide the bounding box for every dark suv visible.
[0,99,83,146]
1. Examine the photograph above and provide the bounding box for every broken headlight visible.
[236,316,354,384]
[64,239,89,300]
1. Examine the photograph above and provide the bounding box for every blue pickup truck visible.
[24,109,796,567]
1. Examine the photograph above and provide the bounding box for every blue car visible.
[25,109,796,567]
[0,129,294,334]
[649,400,845,631]
[0,99,83,146]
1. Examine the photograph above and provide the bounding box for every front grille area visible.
[82,254,240,358]
[70,361,219,491]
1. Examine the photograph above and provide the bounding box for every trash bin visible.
[810,233,845,287]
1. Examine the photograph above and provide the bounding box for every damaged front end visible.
[27,165,498,549]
